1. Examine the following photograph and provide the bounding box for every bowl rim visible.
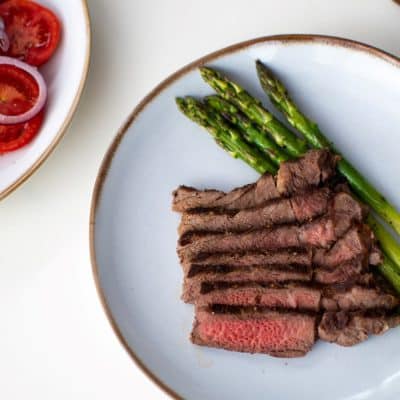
[89,34,400,400]
[0,0,92,200]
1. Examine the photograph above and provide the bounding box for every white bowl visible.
[0,0,90,199]
[91,35,400,400]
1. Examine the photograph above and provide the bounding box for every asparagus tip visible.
[175,97,186,110]
[255,60,277,91]
[199,66,213,78]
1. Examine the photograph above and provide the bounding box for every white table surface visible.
[1,1,400,399]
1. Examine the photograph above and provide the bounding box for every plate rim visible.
[89,34,400,400]
[0,0,92,201]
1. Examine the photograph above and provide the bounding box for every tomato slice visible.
[0,0,61,66]
[0,63,39,116]
[0,108,43,152]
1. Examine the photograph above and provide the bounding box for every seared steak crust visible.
[318,311,400,346]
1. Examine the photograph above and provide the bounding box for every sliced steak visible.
[172,173,280,212]
[196,282,321,311]
[192,306,317,357]
[183,265,313,303]
[178,217,336,261]
[332,192,368,237]
[318,311,400,346]
[313,227,372,268]
[179,188,331,236]
[183,249,312,276]
[322,285,399,311]
[173,149,338,213]
[277,149,339,196]
[314,260,366,284]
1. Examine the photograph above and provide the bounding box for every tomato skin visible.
[0,0,61,66]
[0,108,43,152]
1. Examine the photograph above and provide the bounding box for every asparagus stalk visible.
[378,256,400,294]
[176,97,277,175]
[256,60,400,236]
[199,67,308,158]
[204,95,290,166]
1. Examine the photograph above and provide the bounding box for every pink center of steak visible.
[194,311,316,356]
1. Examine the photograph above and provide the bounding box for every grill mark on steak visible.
[187,263,311,278]
[195,282,321,311]
[192,306,317,357]
[182,266,313,303]
[193,280,397,313]
[200,281,307,293]
[183,249,312,277]
[178,190,364,251]
[188,247,311,263]
[178,216,337,261]
[178,188,332,236]
[318,310,400,346]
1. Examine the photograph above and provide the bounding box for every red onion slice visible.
[0,56,47,125]
[0,17,9,52]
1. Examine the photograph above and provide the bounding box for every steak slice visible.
[196,282,321,311]
[318,311,400,346]
[332,192,368,237]
[322,285,399,311]
[173,149,339,212]
[277,149,339,196]
[192,306,317,357]
[183,249,312,276]
[172,173,279,212]
[178,217,336,261]
[314,260,366,284]
[183,265,313,303]
[179,188,331,236]
[313,226,372,268]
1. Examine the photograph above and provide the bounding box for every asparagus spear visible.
[378,256,400,294]
[176,97,277,175]
[199,67,308,158]
[256,60,400,236]
[204,95,290,166]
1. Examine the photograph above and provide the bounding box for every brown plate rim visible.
[89,34,400,400]
[0,0,92,201]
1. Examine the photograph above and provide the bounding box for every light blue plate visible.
[91,35,400,400]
